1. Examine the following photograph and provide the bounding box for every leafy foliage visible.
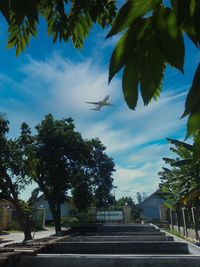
[0,114,33,240]
[115,196,140,219]
[21,114,115,232]
[107,0,200,161]
[1,0,117,56]
[159,138,200,209]
[85,138,115,208]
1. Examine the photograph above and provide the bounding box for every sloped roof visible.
[139,189,162,205]
[32,194,75,208]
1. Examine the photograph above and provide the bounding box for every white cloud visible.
[113,164,161,201]
[18,54,120,119]
[127,143,174,164]
[0,52,190,202]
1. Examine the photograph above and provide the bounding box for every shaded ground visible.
[0,227,58,247]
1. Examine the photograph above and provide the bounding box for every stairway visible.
[16,224,200,267]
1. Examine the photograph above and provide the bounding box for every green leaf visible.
[7,28,19,43]
[194,0,200,46]
[7,24,19,33]
[171,0,191,26]
[106,0,161,39]
[25,20,37,38]
[122,53,140,110]
[75,22,84,41]
[85,11,93,29]
[182,0,200,47]
[152,86,162,101]
[22,25,30,47]
[164,202,175,210]
[109,19,149,83]
[52,31,58,43]
[16,42,21,57]
[186,110,200,138]
[20,35,26,52]
[6,41,15,50]
[154,6,185,72]
[182,63,200,117]
[171,159,193,166]
[47,17,56,36]
[193,132,200,162]
[167,138,193,151]
[140,36,165,105]
[79,16,89,36]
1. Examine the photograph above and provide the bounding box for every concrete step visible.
[64,235,174,242]
[16,254,200,267]
[84,231,163,236]
[98,225,156,232]
[43,241,189,254]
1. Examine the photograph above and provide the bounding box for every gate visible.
[96,210,123,223]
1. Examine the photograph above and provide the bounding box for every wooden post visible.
[123,205,131,223]
[182,208,188,237]
[159,205,168,221]
[170,209,174,231]
[2,209,10,230]
[191,207,199,242]
[175,210,181,234]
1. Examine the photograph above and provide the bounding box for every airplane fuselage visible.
[85,95,114,110]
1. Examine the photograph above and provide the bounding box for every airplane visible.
[85,95,114,111]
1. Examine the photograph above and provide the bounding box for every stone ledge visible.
[0,233,74,266]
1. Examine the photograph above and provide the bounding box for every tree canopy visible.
[0,113,115,234]
[21,114,115,233]
[0,114,33,240]
[1,0,117,56]
[115,196,140,219]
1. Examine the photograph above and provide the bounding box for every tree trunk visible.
[55,201,61,233]
[48,200,61,234]
[36,178,62,233]
[5,172,32,241]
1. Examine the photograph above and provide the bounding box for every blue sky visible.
[0,2,199,202]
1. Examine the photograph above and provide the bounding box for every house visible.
[139,189,169,219]
[0,200,18,230]
[32,195,75,223]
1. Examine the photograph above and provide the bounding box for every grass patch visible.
[165,229,186,240]
[5,230,23,233]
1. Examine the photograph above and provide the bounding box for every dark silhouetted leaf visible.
[106,0,161,38]
[140,36,165,105]
[171,159,193,166]
[167,138,193,151]
[193,132,200,162]
[154,6,185,72]
[186,110,200,138]
[109,19,149,83]
[182,63,200,118]
[122,52,139,110]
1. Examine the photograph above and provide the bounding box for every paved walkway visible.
[0,227,57,247]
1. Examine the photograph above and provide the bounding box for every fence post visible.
[169,209,174,231]
[123,205,131,223]
[191,207,199,242]
[182,208,188,238]
[175,210,181,234]
[159,205,168,221]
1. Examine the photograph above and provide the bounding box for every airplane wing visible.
[90,107,101,111]
[85,101,100,105]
